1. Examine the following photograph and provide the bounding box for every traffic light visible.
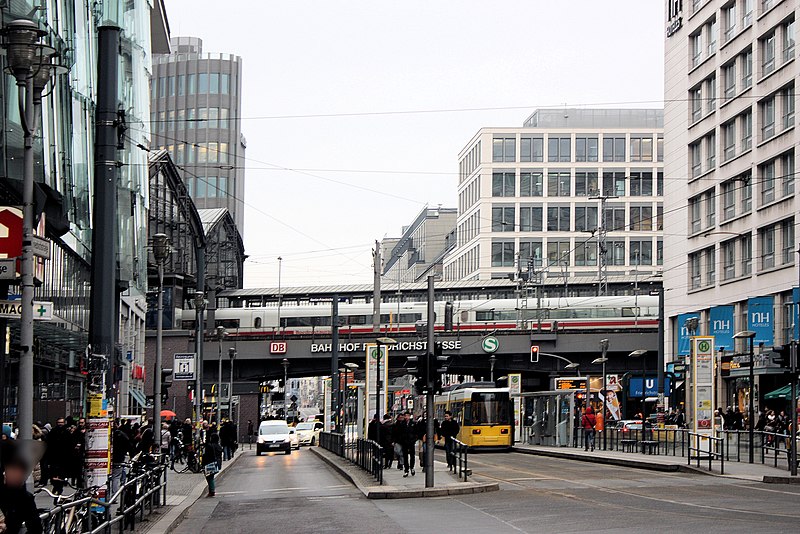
[406,354,422,376]
[161,368,173,402]
[187,383,195,402]
[444,302,454,331]
[771,345,790,369]
[531,345,540,363]
[433,341,449,373]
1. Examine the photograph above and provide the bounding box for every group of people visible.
[367,410,460,477]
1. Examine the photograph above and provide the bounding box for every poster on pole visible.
[692,336,715,436]
[508,373,522,442]
[323,377,333,431]
[363,343,388,435]
[84,418,111,505]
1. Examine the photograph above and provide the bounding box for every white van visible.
[256,420,292,456]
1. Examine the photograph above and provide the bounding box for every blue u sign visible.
[628,377,671,398]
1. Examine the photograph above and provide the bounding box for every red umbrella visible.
[160,410,177,419]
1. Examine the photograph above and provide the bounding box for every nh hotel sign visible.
[666,0,683,38]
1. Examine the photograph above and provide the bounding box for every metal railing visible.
[687,432,724,474]
[320,431,383,484]
[449,439,470,482]
[38,455,168,534]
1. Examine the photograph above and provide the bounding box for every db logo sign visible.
[269,342,287,354]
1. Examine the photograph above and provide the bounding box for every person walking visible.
[391,414,406,472]
[380,414,394,468]
[367,413,379,442]
[440,410,460,469]
[202,433,223,497]
[581,406,597,452]
[219,420,236,461]
[44,418,71,495]
[0,440,44,534]
[247,419,254,447]
[111,420,135,495]
[400,412,416,477]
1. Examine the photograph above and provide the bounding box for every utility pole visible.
[331,294,340,432]
[790,340,797,476]
[589,192,617,296]
[656,287,665,419]
[373,241,381,333]
[425,275,435,488]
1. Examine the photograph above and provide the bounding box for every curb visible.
[310,446,498,499]
[147,448,247,534]
[512,446,685,473]
[763,475,800,484]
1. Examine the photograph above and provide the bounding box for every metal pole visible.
[749,337,755,464]
[657,287,665,412]
[790,340,797,476]
[193,292,203,425]
[375,341,382,442]
[601,341,608,451]
[489,355,496,382]
[154,260,164,448]
[373,241,381,333]
[216,338,222,425]
[277,256,282,331]
[332,295,340,431]
[229,352,234,423]
[425,275,435,488]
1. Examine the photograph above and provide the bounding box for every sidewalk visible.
[513,443,799,483]
[310,446,498,498]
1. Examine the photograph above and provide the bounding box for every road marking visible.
[453,498,529,533]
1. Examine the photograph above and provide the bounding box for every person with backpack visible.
[202,433,223,497]
[581,406,597,452]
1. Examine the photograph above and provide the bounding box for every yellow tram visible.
[434,383,513,450]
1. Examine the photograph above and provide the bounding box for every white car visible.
[288,427,300,449]
[295,421,323,446]
[256,420,292,455]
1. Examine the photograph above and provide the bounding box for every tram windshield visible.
[463,392,511,426]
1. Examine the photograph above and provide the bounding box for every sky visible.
[165,0,665,288]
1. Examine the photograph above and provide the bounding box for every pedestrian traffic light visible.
[161,368,173,402]
[531,345,540,363]
[406,354,421,376]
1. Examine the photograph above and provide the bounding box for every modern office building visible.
[151,36,246,233]
[663,0,798,409]
[443,109,664,296]
[382,207,458,283]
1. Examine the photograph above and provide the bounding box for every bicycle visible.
[36,485,102,534]
[171,442,202,473]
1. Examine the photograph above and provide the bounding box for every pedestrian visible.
[440,410,460,469]
[380,414,393,468]
[219,420,236,461]
[111,420,134,495]
[400,412,416,477]
[202,433,223,497]
[0,440,44,534]
[391,414,406,472]
[581,406,597,452]
[247,419,254,446]
[181,418,194,447]
[138,420,155,456]
[44,417,71,495]
[367,413,379,442]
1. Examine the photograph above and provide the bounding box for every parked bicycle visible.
[36,484,102,534]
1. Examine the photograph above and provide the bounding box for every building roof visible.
[197,207,229,235]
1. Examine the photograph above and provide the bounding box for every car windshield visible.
[296,423,314,430]
[260,425,288,435]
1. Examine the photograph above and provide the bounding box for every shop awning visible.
[130,388,150,409]
[764,384,796,400]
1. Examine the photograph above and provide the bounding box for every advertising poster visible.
[363,344,388,434]
[84,418,111,503]
[692,336,715,436]
[508,374,522,442]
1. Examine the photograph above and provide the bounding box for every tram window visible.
[346,315,369,325]
[254,317,262,328]
[475,311,516,321]
[621,307,641,317]
[215,319,240,329]
[181,320,196,330]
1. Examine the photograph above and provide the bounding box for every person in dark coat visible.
[202,433,223,497]
[379,414,394,468]
[219,421,236,461]
[399,412,416,477]
[181,418,194,446]
[44,417,71,494]
[138,421,155,456]
[367,414,379,442]
[391,415,406,471]
[440,410,461,469]
[0,440,43,534]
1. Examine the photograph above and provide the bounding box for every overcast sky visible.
[165,0,665,288]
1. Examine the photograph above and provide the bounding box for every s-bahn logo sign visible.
[481,336,499,354]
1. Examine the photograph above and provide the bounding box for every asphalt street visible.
[172,448,800,533]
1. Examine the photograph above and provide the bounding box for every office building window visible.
[763,32,776,75]
[217,176,228,197]
[167,110,175,130]
[691,87,703,122]
[762,96,776,140]
[520,171,543,196]
[782,218,795,264]
[220,73,230,94]
[657,172,663,196]
[602,171,625,196]
[690,251,702,289]
[743,0,754,27]
[741,174,752,212]
[723,121,736,161]
[742,48,753,88]
[219,143,229,164]
[188,73,196,94]
[692,32,703,67]
[723,3,737,41]
[630,240,652,265]
[707,75,716,112]
[546,206,571,232]
[206,177,217,198]
[608,240,625,266]
[491,241,515,267]
[519,206,543,232]
[187,108,196,129]
[708,19,718,56]
[546,240,571,266]
[519,240,543,262]
[547,171,571,196]
[690,195,702,234]
[760,225,776,269]
[722,239,736,280]
[629,205,652,231]
[195,175,207,197]
[690,142,702,177]
[705,190,715,228]
[706,247,716,285]
[548,137,571,162]
[158,76,166,98]
[657,137,664,162]
[604,205,626,232]
[761,160,776,204]
[574,206,598,232]
[492,171,515,197]
[575,242,597,266]
[721,180,736,221]
[657,239,664,266]
[602,137,626,162]
[575,170,598,196]
[157,111,165,132]
[782,152,795,197]
[657,205,664,230]
[741,109,753,150]
[741,233,752,274]
[177,75,185,96]
[723,62,736,99]
[630,136,653,162]
[210,73,220,94]
[521,137,543,162]
[198,73,209,93]
[492,206,515,232]
[706,132,716,169]
[208,107,219,128]
[176,144,184,164]
[493,137,516,162]
[220,108,229,128]
[784,20,796,62]
[576,136,598,162]
[782,85,795,129]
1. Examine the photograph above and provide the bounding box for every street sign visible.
[0,258,15,280]
[32,235,51,259]
[173,352,196,381]
[0,300,53,320]
[482,336,499,353]
[290,394,298,403]
[270,341,287,354]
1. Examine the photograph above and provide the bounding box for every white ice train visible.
[182,295,659,337]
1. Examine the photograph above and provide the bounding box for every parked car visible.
[295,421,323,446]
[288,427,300,449]
[614,420,643,433]
[256,420,292,455]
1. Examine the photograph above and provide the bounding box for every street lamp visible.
[281,358,290,421]
[193,291,206,426]
[374,337,397,449]
[228,347,236,423]
[489,354,497,382]
[1,20,64,443]
[565,362,580,375]
[628,349,648,437]
[593,340,610,450]
[734,330,756,464]
[215,326,226,425]
[152,233,170,449]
